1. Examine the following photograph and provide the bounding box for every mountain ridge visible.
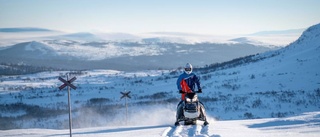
[0,40,273,71]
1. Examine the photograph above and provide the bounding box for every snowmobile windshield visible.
[185,93,198,102]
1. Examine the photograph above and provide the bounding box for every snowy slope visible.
[209,23,320,93]
[0,41,58,59]
[0,111,319,137]
[0,24,319,136]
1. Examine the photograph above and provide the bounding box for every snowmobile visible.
[176,91,209,126]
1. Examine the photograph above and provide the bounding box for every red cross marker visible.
[59,76,77,90]
[120,91,131,99]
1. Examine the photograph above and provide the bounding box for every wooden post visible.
[58,74,77,137]
[67,75,72,137]
[120,91,131,125]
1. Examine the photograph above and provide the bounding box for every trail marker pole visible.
[120,91,131,125]
[59,74,77,137]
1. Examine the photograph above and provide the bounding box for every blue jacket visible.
[176,72,201,91]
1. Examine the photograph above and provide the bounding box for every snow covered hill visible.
[194,23,320,120]
[0,39,273,71]
[0,27,303,71]
[211,23,320,93]
[0,24,319,136]
[0,41,58,59]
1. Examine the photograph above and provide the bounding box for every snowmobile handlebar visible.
[179,90,202,94]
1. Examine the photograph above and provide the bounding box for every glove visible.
[179,90,184,93]
[198,89,202,93]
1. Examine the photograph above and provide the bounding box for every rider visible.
[175,63,209,126]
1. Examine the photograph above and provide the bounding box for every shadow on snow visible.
[248,113,320,129]
[48,125,168,136]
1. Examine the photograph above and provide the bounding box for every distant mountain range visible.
[0,27,306,71]
[0,40,273,71]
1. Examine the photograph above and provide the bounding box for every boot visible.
[174,121,180,126]
[203,121,209,126]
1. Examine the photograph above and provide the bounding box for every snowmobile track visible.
[162,125,210,137]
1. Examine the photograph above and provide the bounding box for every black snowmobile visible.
[175,91,209,126]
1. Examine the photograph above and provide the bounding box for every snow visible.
[0,112,319,136]
[24,41,53,54]
[0,24,319,136]
[44,41,166,60]
[0,27,302,49]
[0,110,26,117]
[0,30,281,71]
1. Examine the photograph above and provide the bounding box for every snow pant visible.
[176,101,184,121]
[176,100,207,121]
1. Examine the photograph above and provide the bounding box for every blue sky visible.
[1,0,320,35]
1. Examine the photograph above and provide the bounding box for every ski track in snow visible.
[162,125,212,137]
